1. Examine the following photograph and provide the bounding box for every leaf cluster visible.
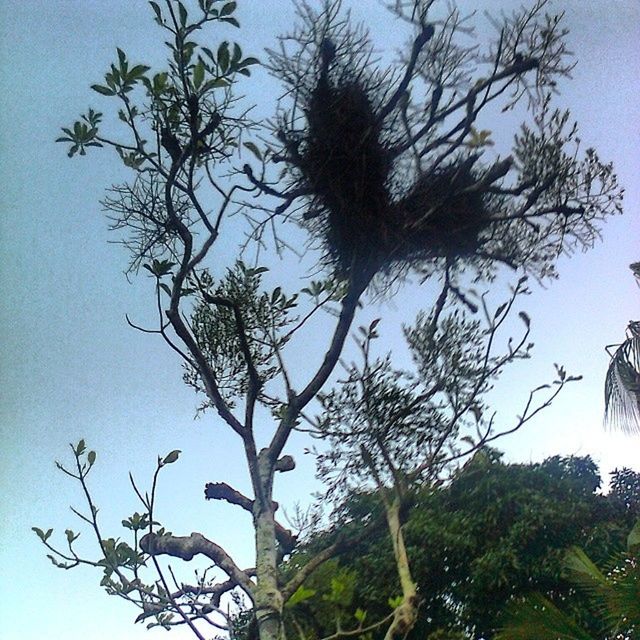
[57,0,258,177]
[184,262,298,407]
[32,441,200,632]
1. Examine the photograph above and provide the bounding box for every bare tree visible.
[40,1,623,639]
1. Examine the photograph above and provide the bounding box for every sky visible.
[0,1,638,639]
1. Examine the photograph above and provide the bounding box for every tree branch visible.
[377,23,435,123]
[140,531,255,598]
[282,539,345,601]
[171,570,256,609]
[204,482,297,553]
[268,274,372,461]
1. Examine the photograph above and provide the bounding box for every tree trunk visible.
[253,450,285,640]
[384,497,419,640]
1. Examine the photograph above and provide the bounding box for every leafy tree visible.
[284,451,636,639]
[38,1,623,639]
[304,278,580,637]
[610,467,640,521]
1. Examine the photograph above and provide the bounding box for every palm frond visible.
[627,519,640,551]
[604,330,640,434]
[564,545,609,590]
[630,261,640,286]
[496,593,594,640]
[606,558,640,630]
[563,545,614,621]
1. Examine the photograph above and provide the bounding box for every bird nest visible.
[298,79,394,274]
[394,162,494,264]
[285,47,498,283]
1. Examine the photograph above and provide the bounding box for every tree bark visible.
[384,497,419,640]
[253,449,286,640]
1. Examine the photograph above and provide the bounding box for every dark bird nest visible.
[394,161,495,264]
[283,42,503,284]
[298,78,394,275]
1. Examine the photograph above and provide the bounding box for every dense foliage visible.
[281,451,639,640]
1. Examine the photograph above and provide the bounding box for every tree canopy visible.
[280,452,639,639]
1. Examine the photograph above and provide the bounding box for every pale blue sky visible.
[0,1,638,639]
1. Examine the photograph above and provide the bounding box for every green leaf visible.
[178,1,188,27]
[286,585,316,607]
[75,439,86,456]
[494,303,507,319]
[231,43,242,65]
[354,608,367,624]
[47,554,60,567]
[201,77,228,92]
[128,64,150,80]
[91,84,116,96]
[193,60,205,89]
[152,72,169,93]
[388,595,403,609]
[220,2,236,17]
[159,282,172,297]
[162,450,181,465]
[519,311,531,328]
[65,529,79,543]
[221,16,239,28]
[109,64,121,85]
[243,141,262,161]
[467,127,494,148]
[217,42,230,73]
[87,450,96,465]
[149,1,162,23]
[117,48,127,72]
